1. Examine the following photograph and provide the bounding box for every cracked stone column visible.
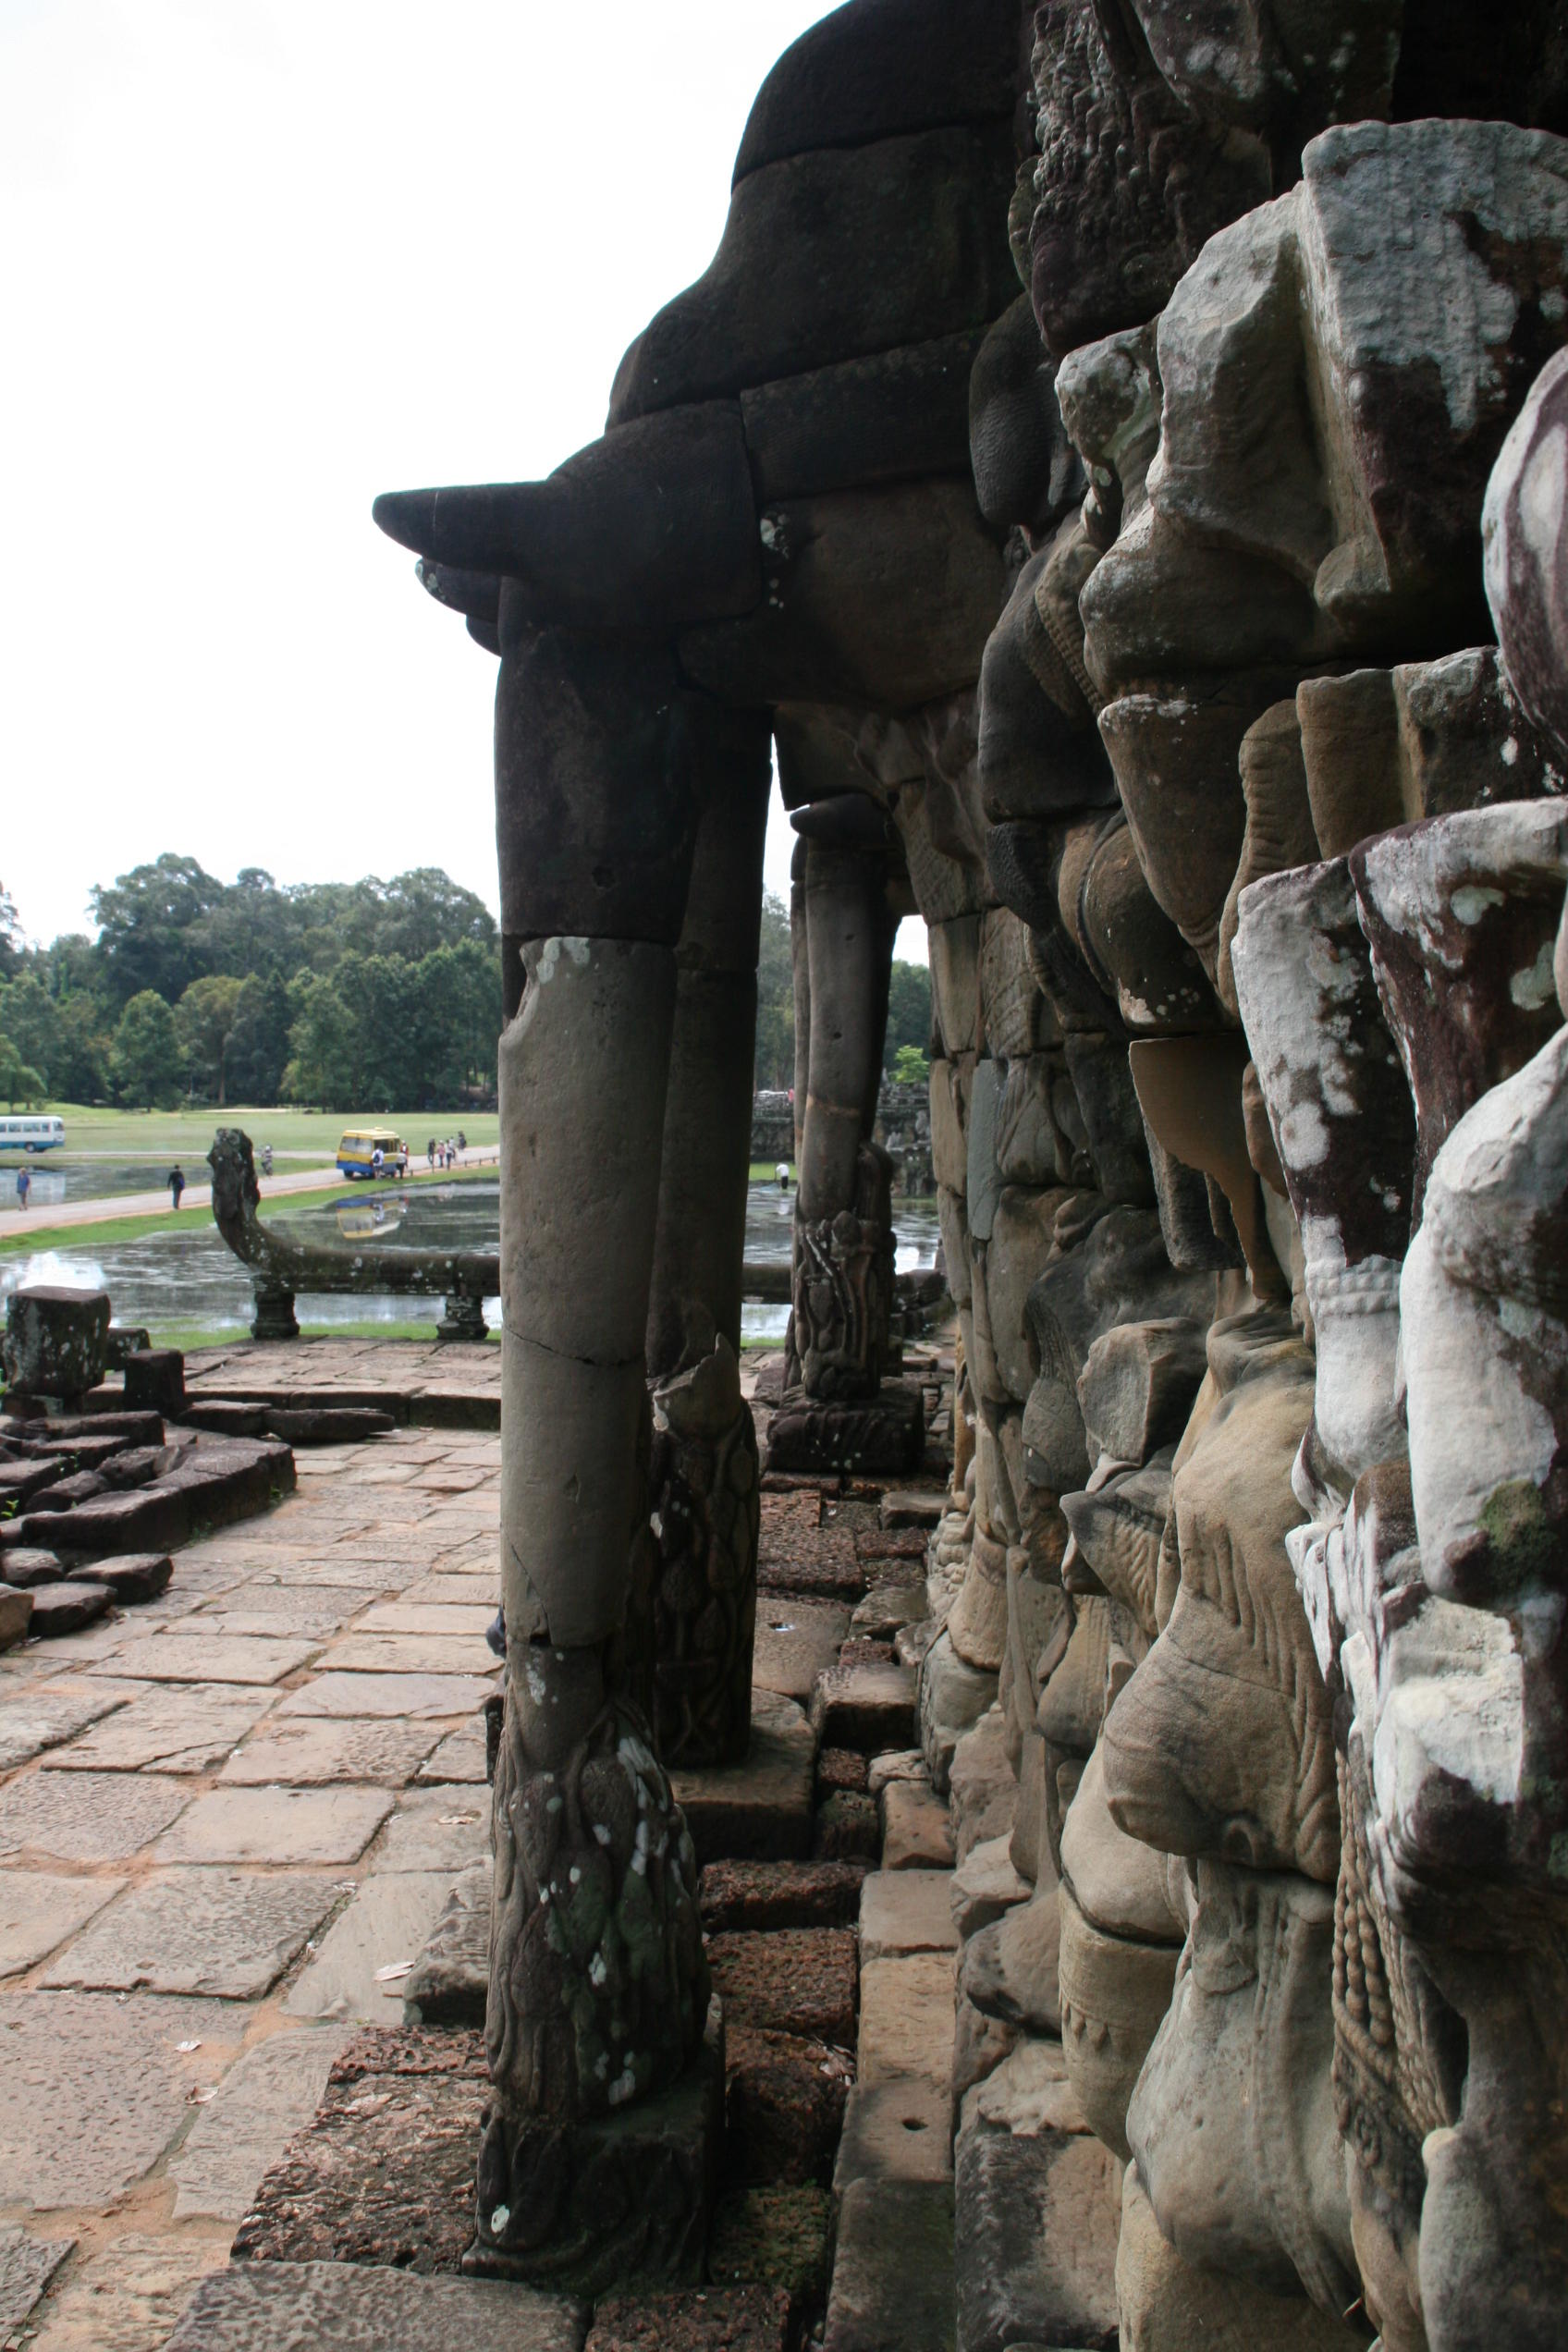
[477,618,714,2283]
[644,704,772,1767]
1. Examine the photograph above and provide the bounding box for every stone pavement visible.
[0,1416,503,2349]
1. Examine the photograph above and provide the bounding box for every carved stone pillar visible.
[475,619,717,2287]
[644,709,771,1768]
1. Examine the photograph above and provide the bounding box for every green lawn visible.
[0,1161,498,1260]
[17,1105,501,1159]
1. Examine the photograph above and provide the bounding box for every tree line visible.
[0,861,931,1111]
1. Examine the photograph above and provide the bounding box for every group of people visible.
[427,1132,466,1170]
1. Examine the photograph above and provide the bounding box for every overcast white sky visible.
[2,0,928,962]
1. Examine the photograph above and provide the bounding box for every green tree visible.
[0,974,61,1092]
[884,959,933,1073]
[0,1035,45,1107]
[0,884,19,980]
[51,995,112,1102]
[227,972,293,1104]
[175,974,246,1105]
[112,990,183,1109]
[892,1043,930,1085]
[91,854,227,1010]
[753,891,795,1089]
[282,971,356,1108]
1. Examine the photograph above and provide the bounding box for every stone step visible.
[698,1858,868,1934]
[810,1661,917,1753]
[824,2179,955,2352]
[706,1929,857,2047]
[859,1870,958,1963]
[1,1435,294,1561]
[669,1690,815,1864]
[587,2287,791,2352]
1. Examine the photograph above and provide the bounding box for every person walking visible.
[15,1168,30,1210]
[427,1137,436,1170]
[167,1165,186,1211]
[371,1144,385,1179]
[261,1143,273,1177]
[776,1160,790,1193]
[457,1129,467,1155]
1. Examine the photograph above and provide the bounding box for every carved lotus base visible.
[465,1998,724,2300]
[766,1379,925,1476]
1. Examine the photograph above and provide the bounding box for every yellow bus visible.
[336,1128,409,1180]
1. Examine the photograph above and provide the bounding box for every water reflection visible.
[0,1181,940,1344]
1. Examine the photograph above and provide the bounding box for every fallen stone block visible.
[24,1580,111,1638]
[91,1552,173,1605]
[726,2023,854,2186]
[6,1435,295,1556]
[879,1488,949,1529]
[124,1348,186,1415]
[824,2178,955,2352]
[0,1548,67,1586]
[851,1583,928,1640]
[2,1286,110,1403]
[860,1870,958,1963]
[180,1400,271,1436]
[699,1858,868,1934]
[811,1661,917,1753]
[266,1405,398,1444]
[0,1586,34,1649]
[707,1928,857,2047]
[166,2258,587,2351]
[881,1781,955,1871]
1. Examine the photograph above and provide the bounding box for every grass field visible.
[2,1106,501,1159]
[0,1161,498,1260]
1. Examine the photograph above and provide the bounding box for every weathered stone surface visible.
[219,1714,443,1786]
[376,1784,490,1873]
[613,130,1013,423]
[833,2076,952,2189]
[708,2183,833,2309]
[0,1769,190,1863]
[949,1837,1029,1942]
[670,1688,815,1863]
[881,1780,955,1871]
[589,2287,790,2352]
[93,1552,174,1604]
[106,1632,318,1685]
[766,1382,925,1479]
[741,334,983,501]
[24,2229,228,2352]
[233,2027,488,2274]
[419,1715,490,1782]
[43,1868,338,1997]
[0,1548,65,1586]
[707,1929,856,2046]
[815,1789,881,1862]
[860,1869,957,1963]
[24,1581,112,1638]
[960,1888,1062,2038]
[699,1857,867,1934]
[284,1869,452,2026]
[817,1745,871,1795]
[153,1783,394,1867]
[171,2259,586,2350]
[326,1630,495,1676]
[0,1585,33,1647]
[954,2042,1120,2352]
[726,2023,853,2187]
[0,2224,73,2334]
[43,1684,271,1773]
[948,1704,1015,1864]
[404,1858,489,2027]
[918,1631,998,1792]
[0,1684,133,1771]
[753,1596,851,1704]
[824,2178,954,2352]
[279,1670,496,1718]
[811,1660,916,1752]
[169,2026,349,2220]
[1115,2165,1361,2352]
[0,1869,123,1977]
[0,1990,246,2208]
[3,1287,110,1400]
[858,1951,955,2095]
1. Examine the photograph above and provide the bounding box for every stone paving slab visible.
[169,2260,584,2350]
[401,1573,498,1607]
[0,1768,191,1863]
[39,1683,273,1773]
[278,1669,496,1719]
[218,1713,445,1786]
[0,1868,126,1976]
[23,2229,231,2352]
[753,1598,851,1705]
[153,1783,395,1867]
[168,2025,350,2221]
[0,1991,249,2208]
[358,1601,497,1635]
[0,2224,74,2334]
[324,1631,495,1676]
[860,1871,959,1962]
[284,1868,453,2025]
[162,1585,370,1640]
[42,1868,341,1997]
[418,1717,490,1782]
[100,1633,320,1685]
[377,1784,492,1873]
[0,1685,131,1770]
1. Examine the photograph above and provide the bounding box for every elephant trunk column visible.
[476,617,716,2288]
[788,810,899,1399]
[644,705,772,1768]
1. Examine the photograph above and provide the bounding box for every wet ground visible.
[0,1182,941,1345]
